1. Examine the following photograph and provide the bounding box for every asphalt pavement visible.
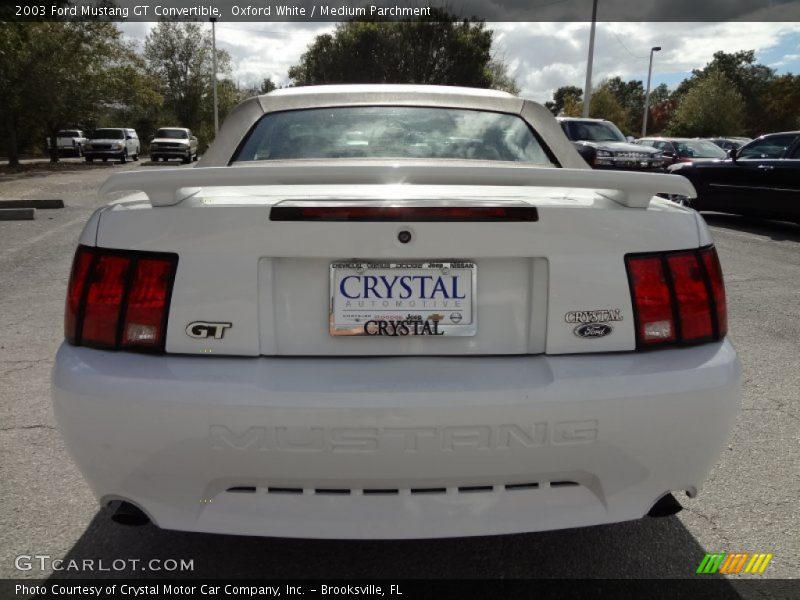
[0,162,797,586]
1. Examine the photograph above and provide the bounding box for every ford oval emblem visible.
[574,323,613,338]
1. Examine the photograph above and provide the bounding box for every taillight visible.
[626,245,727,348]
[700,247,727,338]
[65,247,94,344]
[626,256,676,345]
[64,246,177,352]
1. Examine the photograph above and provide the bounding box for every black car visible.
[557,117,664,171]
[669,132,800,223]
[637,137,727,166]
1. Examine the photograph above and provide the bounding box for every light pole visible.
[582,0,599,117]
[210,17,219,135]
[642,46,662,137]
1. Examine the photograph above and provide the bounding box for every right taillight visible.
[64,246,178,352]
[626,245,727,348]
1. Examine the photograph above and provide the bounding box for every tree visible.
[288,10,517,92]
[588,81,629,129]
[669,68,746,137]
[0,22,131,164]
[762,74,800,133]
[258,78,277,94]
[545,85,582,115]
[603,77,645,135]
[144,22,231,141]
[673,50,776,136]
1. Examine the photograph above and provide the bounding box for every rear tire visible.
[192,153,198,162]
[85,157,93,163]
[133,149,139,161]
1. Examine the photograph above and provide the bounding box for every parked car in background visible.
[150,127,199,164]
[637,137,727,166]
[705,137,752,153]
[52,85,740,540]
[669,131,800,223]
[84,128,140,163]
[46,129,88,157]
[557,117,664,170]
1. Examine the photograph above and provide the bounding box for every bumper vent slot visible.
[266,487,303,495]
[410,487,447,495]
[505,482,540,491]
[226,486,256,493]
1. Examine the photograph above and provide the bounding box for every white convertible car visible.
[52,85,740,539]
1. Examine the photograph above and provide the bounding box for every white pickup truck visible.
[149,127,199,163]
[46,129,87,157]
[52,85,740,539]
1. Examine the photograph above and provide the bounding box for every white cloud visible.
[120,21,800,102]
[495,22,800,101]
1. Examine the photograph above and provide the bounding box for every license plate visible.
[330,261,476,337]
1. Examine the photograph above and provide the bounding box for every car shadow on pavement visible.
[49,506,737,581]
[702,213,800,242]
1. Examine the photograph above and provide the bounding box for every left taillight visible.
[64,246,178,352]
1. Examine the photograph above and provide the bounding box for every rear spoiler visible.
[100,160,696,209]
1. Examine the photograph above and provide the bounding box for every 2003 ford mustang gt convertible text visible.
[52,85,740,539]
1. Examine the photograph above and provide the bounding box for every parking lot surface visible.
[0,163,797,582]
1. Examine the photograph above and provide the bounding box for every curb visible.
[0,199,64,209]
[0,208,36,220]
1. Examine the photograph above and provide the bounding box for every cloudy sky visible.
[119,21,800,103]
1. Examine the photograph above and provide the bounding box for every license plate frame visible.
[329,260,477,337]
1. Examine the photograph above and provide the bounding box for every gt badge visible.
[186,321,232,340]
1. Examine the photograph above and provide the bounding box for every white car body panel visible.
[53,85,740,539]
[53,340,739,539]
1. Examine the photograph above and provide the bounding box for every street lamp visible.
[642,46,662,137]
[582,0,599,117]
[210,17,219,135]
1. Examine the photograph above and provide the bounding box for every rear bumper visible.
[151,149,191,158]
[52,341,740,539]
[85,151,123,159]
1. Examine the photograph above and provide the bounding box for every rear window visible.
[233,106,555,165]
[58,130,81,137]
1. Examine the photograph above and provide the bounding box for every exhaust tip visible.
[647,492,683,518]
[110,501,150,527]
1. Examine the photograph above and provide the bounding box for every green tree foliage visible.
[144,22,232,146]
[669,68,746,137]
[288,9,518,92]
[603,77,644,134]
[0,22,131,165]
[674,50,776,136]
[762,74,800,132]
[545,85,583,115]
[588,81,630,130]
[259,78,277,94]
